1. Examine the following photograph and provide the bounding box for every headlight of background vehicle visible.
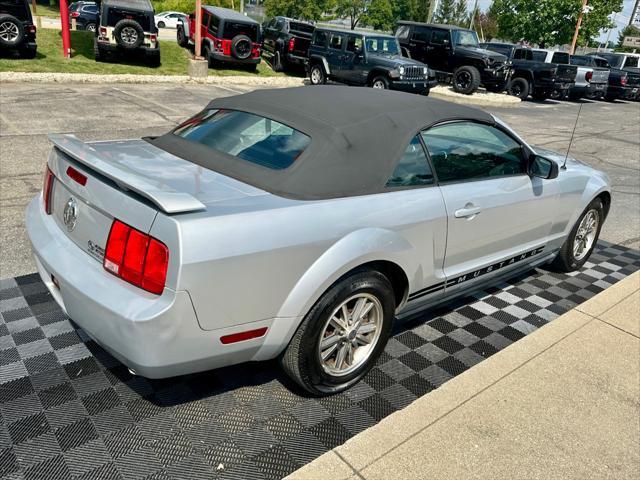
[390,66,405,78]
[423,66,428,76]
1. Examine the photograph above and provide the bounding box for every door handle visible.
[454,203,481,218]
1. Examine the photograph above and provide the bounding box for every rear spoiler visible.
[48,134,206,214]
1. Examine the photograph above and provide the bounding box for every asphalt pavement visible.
[0,82,638,279]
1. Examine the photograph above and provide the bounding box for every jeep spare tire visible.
[231,34,252,60]
[114,19,144,49]
[0,15,25,48]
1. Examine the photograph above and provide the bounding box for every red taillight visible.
[99,27,107,37]
[621,75,627,86]
[66,166,87,186]
[220,327,268,345]
[43,166,54,215]
[27,25,36,34]
[71,11,80,17]
[150,34,157,43]
[104,220,169,295]
[585,71,593,82]
[288,37,295,52]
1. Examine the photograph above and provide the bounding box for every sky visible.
[473,0,637,43]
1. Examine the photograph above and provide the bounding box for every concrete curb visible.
[285,271,640,480]
[1,72,518,107]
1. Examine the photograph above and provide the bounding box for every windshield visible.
[452,30,479,47]
[173,109,311,170]
[365,37,400,55]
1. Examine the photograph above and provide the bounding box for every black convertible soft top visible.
[149,86,494,200]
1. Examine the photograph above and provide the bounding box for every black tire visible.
[93,39,104,62]
[531,89,550,101]
[423,86,431,96]
[272,51,283,72]
[485,83,506,93]
[177,26,189,48]
[281,271,395,396]
[452,65,481,94]
[0,15,25,48]
[230,34,252,60]
[113,19,144,50]
[549,198,604,272]
[507,77,530,99]
[147,50,160,67]
[309,63,326,85]
[157,21,166,29]
[20,46,37,59]
[85,23,96,33]
[203,44,213,68]
[370,75,389,89]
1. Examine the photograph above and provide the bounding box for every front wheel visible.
[452,65,481,94]
[281,271,395,396]
[157,21,165,29]
[177,26,189,48]
[309,64,326,85]
[550,198,604,272]
[370,75,389,89]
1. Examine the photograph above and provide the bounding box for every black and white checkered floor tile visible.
[1,241,639,480]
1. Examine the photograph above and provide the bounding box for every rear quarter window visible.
[313,30,328,48]
[173,109,311,170]
[106,8,152,31]
[551,52,570,64]
[222,21,259,41]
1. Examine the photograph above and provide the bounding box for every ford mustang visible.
[26,87,610,395]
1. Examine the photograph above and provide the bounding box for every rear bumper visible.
[210,52,261,65]
[25,196,273,378]
[570,83,607,97]
[97,42,159,54]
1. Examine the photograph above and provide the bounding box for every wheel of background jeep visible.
[272,51,283,72]
[507,77,530,99]
[549,198,604,272]
[452,65,481,94]
[113,19,144,50]
[280,270,395,396]
[531,89,550,101]
[309,63,326,85]
[230,34,252,60]
[177,26,189,47]
[370,75,389,89]
[0,15,25,48]
[157,21,166,29]
[85,23,96,33]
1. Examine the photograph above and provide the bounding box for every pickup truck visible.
[587,52,640,101]
[262,16,314,72]
[530,49,578,99]
[481,43,568,100]
[568,55,610,100]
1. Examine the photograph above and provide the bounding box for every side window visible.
[431,29,449,45]
[346,35,363,53]
[202,12,210,28]
[276,18,285,31]
[421,122,525,183]
[84,5,98,14]
[329,33,344,50]
[551,52,570,64]
[395,25,411,40]
[513,49,527,60]
[412,26,430,43]
[208,15,219,35]
[386,136,434,188]
[314,30,328,48]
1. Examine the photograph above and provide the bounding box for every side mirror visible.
[529,155,559,180]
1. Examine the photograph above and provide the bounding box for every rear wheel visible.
[203,44,213,68]
[309,63,326,85]
[0,15,24,48]
[93,39,105,62]
[281,271,395,396]
[177,26,189,47]
[507,77,530,99]
[370,75,389,89]
[550,198,604,272]
[85,23,96,33]
[452,65,481,94]
[272,51,283,72]
[157,21,166,29]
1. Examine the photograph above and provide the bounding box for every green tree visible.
[616,24,640,52]
[264,0,333,21]
[433,0,468,26]
[365,0,395,30]
[335,0,368,29]
[474,9,498,41]
[492,0,622,48]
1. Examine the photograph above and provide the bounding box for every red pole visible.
[60,0,71,58]
[195,0,202,59]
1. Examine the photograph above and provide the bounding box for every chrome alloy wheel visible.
[318,293,383,377]
[0,21,19,43]
[372,79,386,89]
[310,66,322,84]
[121,26,138,45]
[573,209,599,261]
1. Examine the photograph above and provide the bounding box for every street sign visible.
[622,36,640,48]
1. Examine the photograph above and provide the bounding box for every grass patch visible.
[0,29,288,77]
[30,4,61,18]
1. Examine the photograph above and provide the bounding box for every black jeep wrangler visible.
[395,22,510,95]
[0,0,37,58]
[262,16,314,72]
[308,28,436,95]
[94,0,160,66]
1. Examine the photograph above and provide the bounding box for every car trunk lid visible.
[555,64,578,83]
[590,67,609,84]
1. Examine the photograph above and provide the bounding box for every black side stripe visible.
[408,246,546,302]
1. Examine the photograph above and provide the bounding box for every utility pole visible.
[629,0,639,26]
[469,0,479,30]
[195,0,202,59]
[60,0,71,58]
[428,0,438,23]
[570,0,589,55]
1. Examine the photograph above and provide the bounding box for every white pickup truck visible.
[532,49,608,100]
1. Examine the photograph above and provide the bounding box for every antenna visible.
[563,102,583,170]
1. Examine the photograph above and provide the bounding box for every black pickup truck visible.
[262,16,314,72]
[481,43,569,100]
[587,52,640,101]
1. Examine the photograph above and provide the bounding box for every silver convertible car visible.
[26,87,610,395]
